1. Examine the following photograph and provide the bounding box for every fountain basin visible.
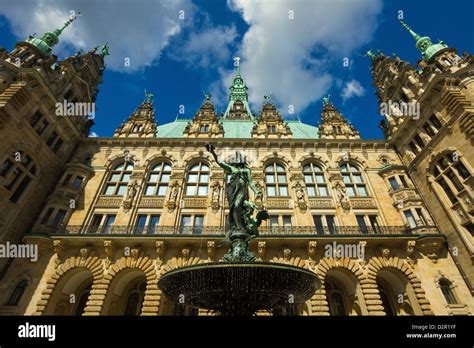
[158,262,319,315]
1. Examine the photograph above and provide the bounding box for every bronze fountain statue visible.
[158,143,319,315]
[205,143,269,261]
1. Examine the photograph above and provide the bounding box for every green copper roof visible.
[399,19,448,61]
[26,13,80,56]
[155,119,189,137]
[155,119,319,139]
[221,119,255,137]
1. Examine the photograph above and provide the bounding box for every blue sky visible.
[0,0,473,139]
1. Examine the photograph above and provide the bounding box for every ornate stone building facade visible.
[0,19,472,316]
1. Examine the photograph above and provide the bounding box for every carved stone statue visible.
[206,143,268,261]
[295,181,305,200]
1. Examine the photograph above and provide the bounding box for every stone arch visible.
[269,256,316,316]
[426,146,464,173]
[182,154,212,169]
[33,254,103,315]
[91,254,159,316]
[367,256,433,315]
[260,153,292,169]
[335,155,367,169]
[298,154,330,170]
[104,152,137,170]
[314,257,366,316]
[143,153,176,169]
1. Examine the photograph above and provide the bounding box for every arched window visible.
[432,152,471,205]
[1,151,36,203]
[185,162,209,196]
[377,279,397,316]
[265,162,288,197]
[303,163,329,197]
[325,280,347,316]
[439,278,457,305]
[340,163,367,197]
[103,162,134,196]
[123,281,147,316]
[73,284,91,316]
[5,279,28,306]
[145,162,172,196]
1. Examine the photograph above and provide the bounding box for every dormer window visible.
[200,125,209,133]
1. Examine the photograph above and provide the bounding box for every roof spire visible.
[26,11,80,56]
[223,56,253,119]
[399,19,421,41]
[398,17,448,61]
[235,56,241,76]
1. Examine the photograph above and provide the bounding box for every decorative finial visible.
[235,56,241,76]
[101,42,110,56]
[322,94,331,106]
[263,93,272,103]
[366,50,376,60]
[144,89,154,103]
[202,90,211,101]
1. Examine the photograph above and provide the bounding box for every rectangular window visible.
[388,177,400,191]
[194,215,204,235]
[9,176,31,203]
[399,175,409,188]
[89,215,103,233]
[148,215,160,234]
[429,115,442,130]
[404,210,417,228]
[135,215,148,235]
[423,123,435,137]
[413,134,425,148]
[72,176,83,189]
[103,215,116,234]
[307,186,316,197]
[180,215,192,234]
[282,215,292,232]
[408,142,419,155]
[46,131,59,146]
[356,215,368,234]
[326,215,336,235]
[346,186,356,197]
[415,208,427,225]
[313,215,324,235]
[357,186,368,197]
[52,209,67,228]
[454,162,470,180]
[36,119,49,135]
[438,178,457,204]
[279,186,288,196]
[368,215,380,233]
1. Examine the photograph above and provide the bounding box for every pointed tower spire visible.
[398,18,448,61]
[223,56,253,120]
[26,12,80,56]
[318,97,360,139]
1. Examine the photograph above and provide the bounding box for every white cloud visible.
[226,0,382,114]
[341,79,366,101]
[89,131,98,138]
[171,25,238,69]
[0,0,196,72]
